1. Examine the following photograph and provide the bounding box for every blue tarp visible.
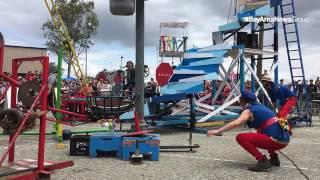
[63,77,77,81]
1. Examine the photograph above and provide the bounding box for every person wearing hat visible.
[262,69,269,78]
[207,91,290,172]
[261,76,297,120]
[124,61,135,94]
[25,71,35,81]
[280,79,284,86]
[308,79,317,94]
[315,77,320,92]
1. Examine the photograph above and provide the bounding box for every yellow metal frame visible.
[44,0,87,88]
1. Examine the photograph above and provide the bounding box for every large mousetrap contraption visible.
[0,53,73,179]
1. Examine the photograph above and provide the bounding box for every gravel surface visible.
[0,117,319,180]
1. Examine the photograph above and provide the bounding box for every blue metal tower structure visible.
[120,0,311,129]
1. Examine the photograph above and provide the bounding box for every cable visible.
[227,0,233,24]
[279,151,310,180]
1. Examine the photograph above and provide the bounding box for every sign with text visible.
[156,63,173,86]
[159,36,186,57]
[160,22,189,29]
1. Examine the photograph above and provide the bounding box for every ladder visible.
[280,0,311,124]
[280,0,306,93]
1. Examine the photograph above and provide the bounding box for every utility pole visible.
[109,0,146,125]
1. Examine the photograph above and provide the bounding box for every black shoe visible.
[248,156,272,172]
[270,154,280,166]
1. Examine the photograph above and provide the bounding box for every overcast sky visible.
[0,0,319,81]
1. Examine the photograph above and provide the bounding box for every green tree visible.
[42,0,99,77]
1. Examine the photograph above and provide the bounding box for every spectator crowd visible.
[1,65,319,111]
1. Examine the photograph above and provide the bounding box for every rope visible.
[244,128,309,180]
[279,151,310,180]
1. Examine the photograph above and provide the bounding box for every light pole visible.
[120,56,124,70]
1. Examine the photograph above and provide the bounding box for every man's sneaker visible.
[248,156,272,172]
[270,153,280,166]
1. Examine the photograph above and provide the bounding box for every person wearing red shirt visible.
[112,70,123,96]
[25,71,35,81]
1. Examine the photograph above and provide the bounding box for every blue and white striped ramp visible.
[120,103,151,120]
[197,44,232,52]
[160,43,232,95]
[179,73,218,83]
[151,93,187,104]
[161,81,204,95]
[169,70,205,83]
[219,21,241,33]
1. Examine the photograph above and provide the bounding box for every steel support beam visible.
[135,0,145,123]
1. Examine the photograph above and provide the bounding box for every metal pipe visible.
[0,73,19,87]
[55,49,63,142]
[239,48,245,92]
[274,6,279,85]
[251,22,256,92]
[135,0,145,123]
[48,107,88,118]
[46,118,78,127]
[8,58,19,162]
[37,56,49,172]
[0,85,47,166]
[0,32,4,73]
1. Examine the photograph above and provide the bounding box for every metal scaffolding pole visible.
[274,6,279,85]
[135,0,145,123]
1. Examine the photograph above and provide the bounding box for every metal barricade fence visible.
[310,93,320,118]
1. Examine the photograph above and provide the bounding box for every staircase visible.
[280,0,311,124]
[159,45,230,96]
